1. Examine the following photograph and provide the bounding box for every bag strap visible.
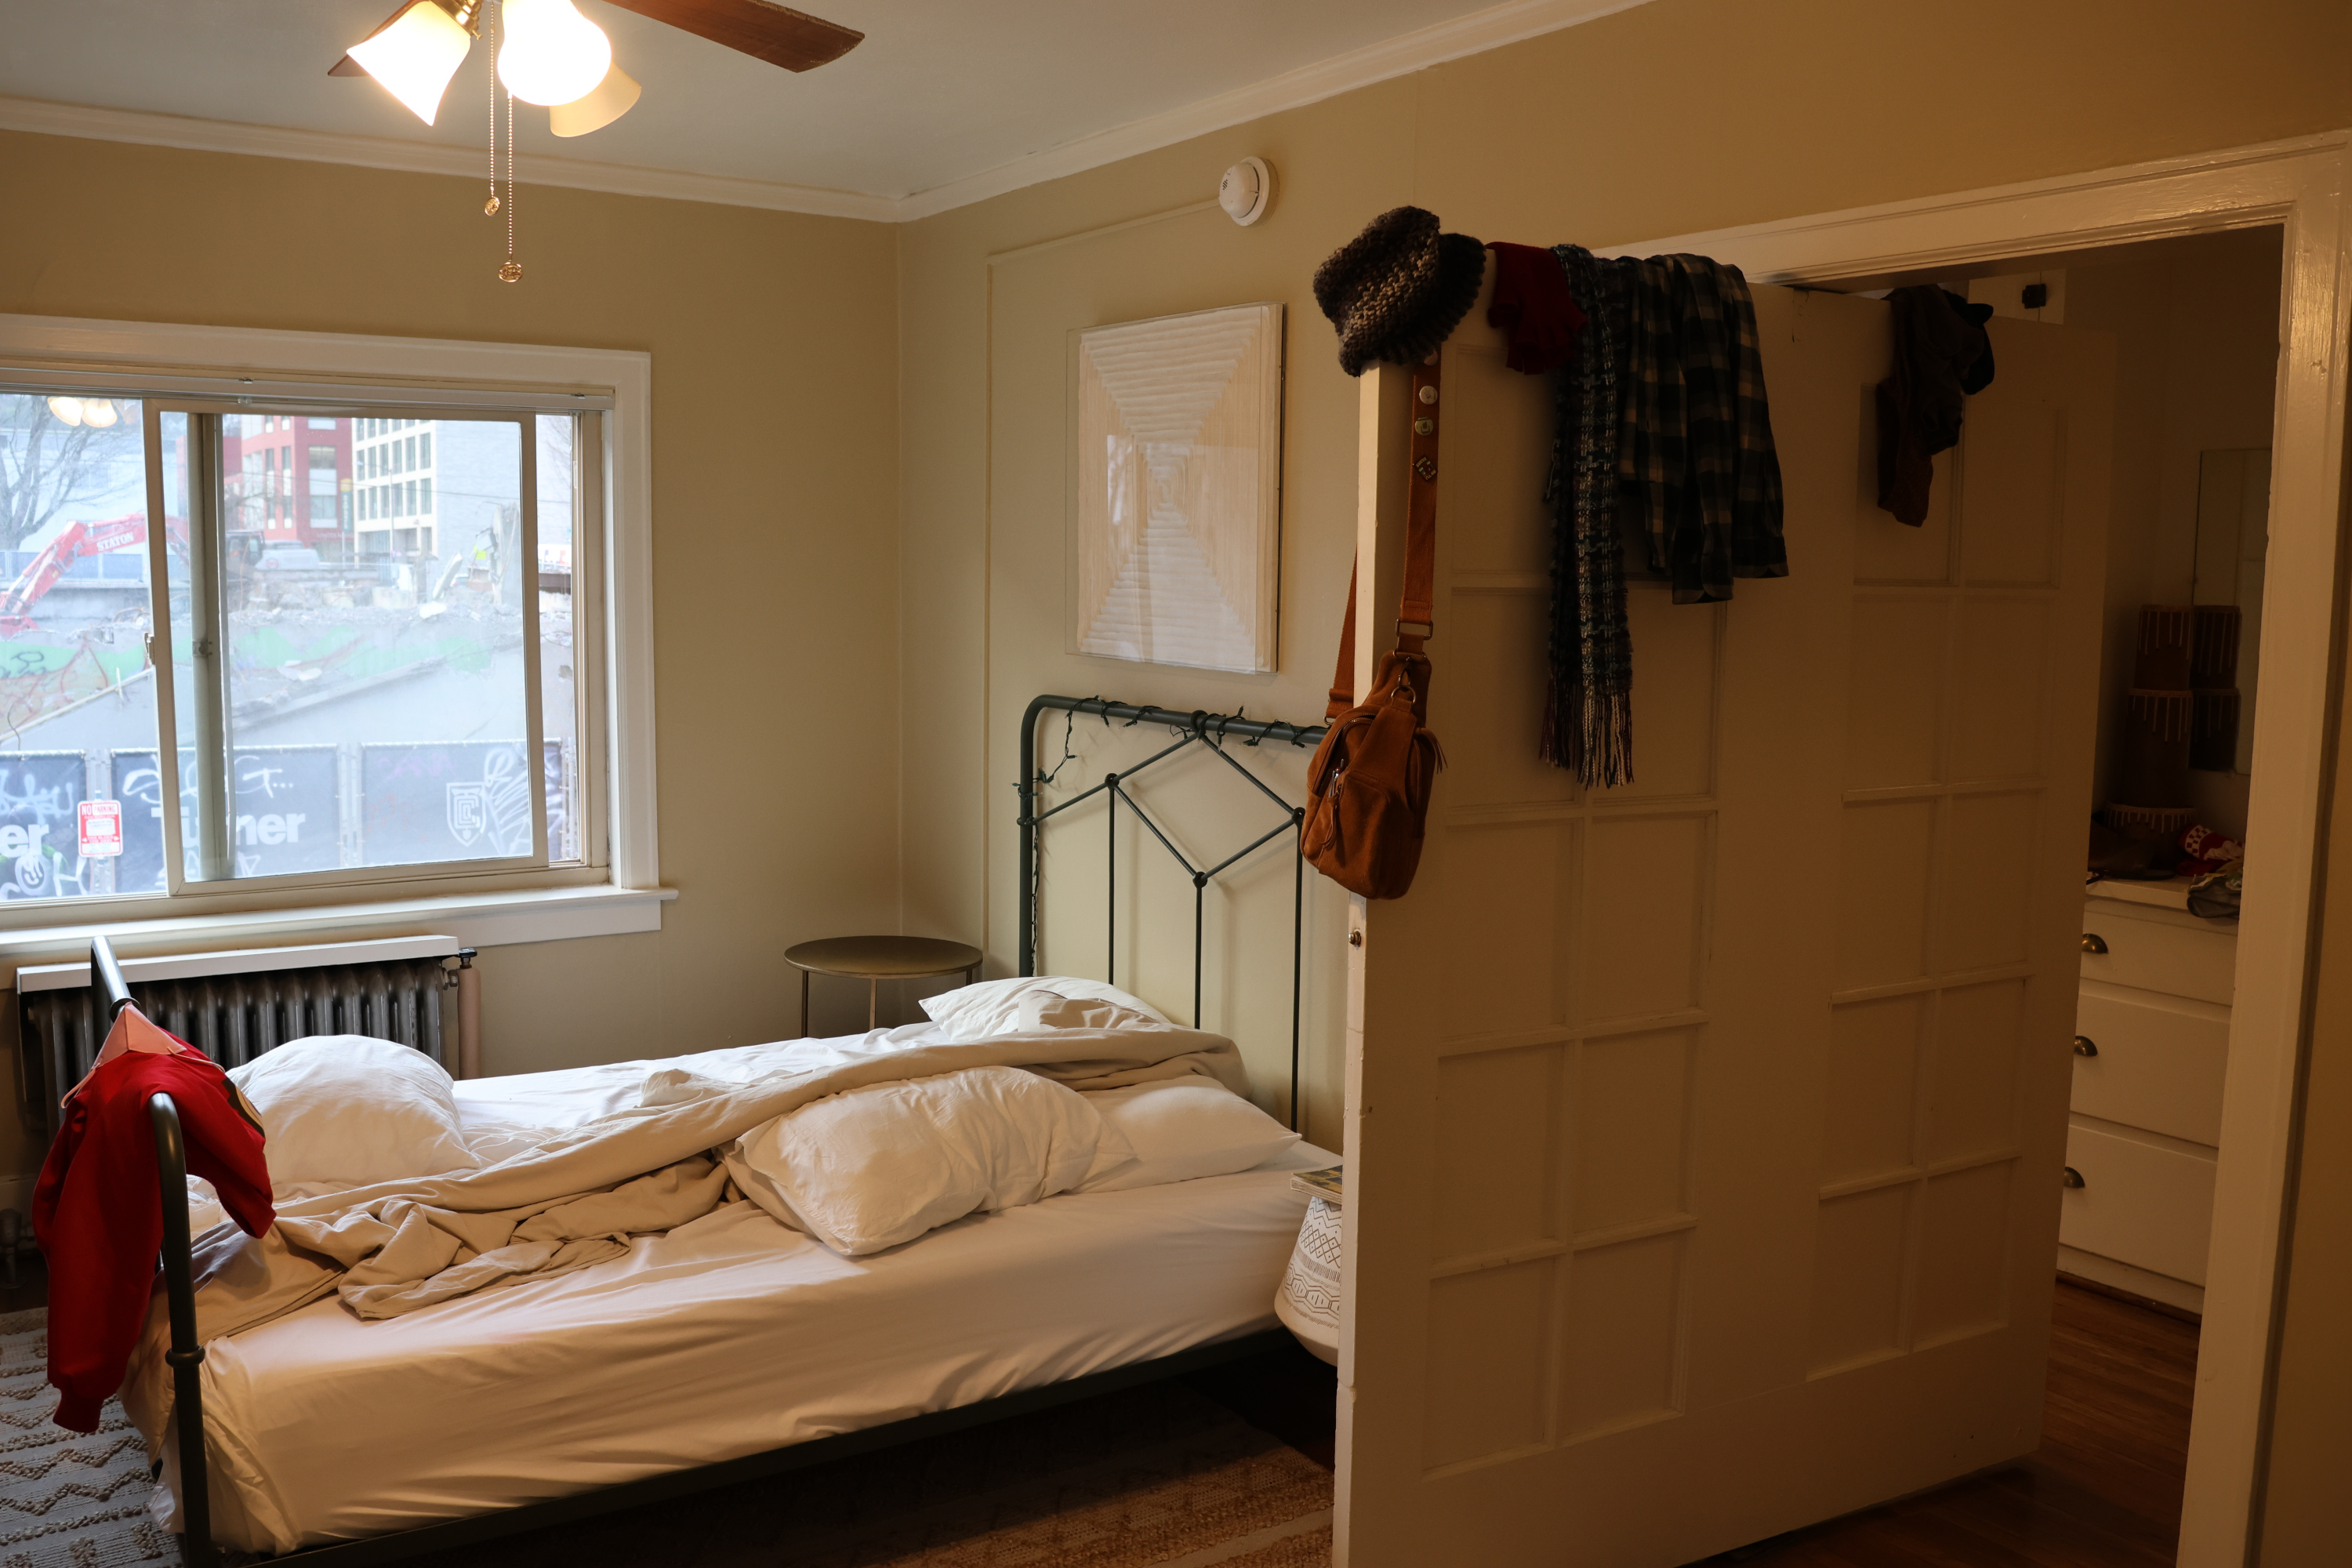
[1325,558,1359,721]
[1327,354,1443,720]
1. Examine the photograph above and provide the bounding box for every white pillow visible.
[230,1036,480,1188]
[920,976,1171,1038]
[1078,1078,1301,1192]
[724,1065,1134,1256]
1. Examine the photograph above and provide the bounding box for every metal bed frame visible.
[1018,695,1327,1129]
[117,695,1327,1566]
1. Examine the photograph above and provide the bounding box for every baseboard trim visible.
[2058,1247,2205,1321]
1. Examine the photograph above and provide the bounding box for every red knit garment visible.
[1485,241,1587,374]
[32,1025,272,1433]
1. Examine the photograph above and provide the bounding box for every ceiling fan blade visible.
[601,0,863,72]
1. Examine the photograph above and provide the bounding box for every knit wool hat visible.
[1312,206,1486,377]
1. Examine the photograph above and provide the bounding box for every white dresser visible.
[2062,884,2236,1313]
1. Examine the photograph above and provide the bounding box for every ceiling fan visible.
[332,0,863,136]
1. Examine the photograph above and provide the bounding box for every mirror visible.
[2193,448,2269,774]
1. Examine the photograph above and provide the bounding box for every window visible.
[307,445,338,524]
[0,388,597,906]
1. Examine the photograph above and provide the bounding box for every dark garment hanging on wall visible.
[1618,255,1788,604]
[1875,285,1996,526]
[1541,245,1636,788]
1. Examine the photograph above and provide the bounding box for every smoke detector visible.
[1218,157,1273,227]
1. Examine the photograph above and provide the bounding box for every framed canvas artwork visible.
[1069,303,1284,673]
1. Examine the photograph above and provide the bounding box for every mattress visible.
[180,1044,1330,1552]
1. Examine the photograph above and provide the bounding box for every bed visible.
[169,1041,1331,1555]
[109,695,1332,1564]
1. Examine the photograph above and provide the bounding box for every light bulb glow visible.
[498,0,612,107]
[79,399,118,429]
[349,1,474,125]
[45,397,83,427]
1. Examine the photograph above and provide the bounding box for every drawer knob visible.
[2074,1036,2098,1058]
[2063,1167,2086,1189]
[2081,933,2109,955]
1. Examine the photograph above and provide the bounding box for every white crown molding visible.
[0,0,1653,223]
[892,0,1653,220]
[0,93,899,222]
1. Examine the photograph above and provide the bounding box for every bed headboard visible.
[1016,695,1327,1127]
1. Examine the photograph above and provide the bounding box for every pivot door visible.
[1338,279,2114,1565]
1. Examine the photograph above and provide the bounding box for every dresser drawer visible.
[2072,990,2230,1145]
[2078,915,2236,1005]
[2060,1121,2217,1285]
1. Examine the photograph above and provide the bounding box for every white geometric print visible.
[1073,303,1284,674]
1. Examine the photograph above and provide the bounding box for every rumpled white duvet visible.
[125,1018,1326,1552]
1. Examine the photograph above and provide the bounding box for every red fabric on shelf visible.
[31,1015,271,1432]
[1485,241,1587,374]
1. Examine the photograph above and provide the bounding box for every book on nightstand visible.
[1291,1167,1343,1204]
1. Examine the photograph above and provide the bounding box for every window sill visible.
[0,882,675,973]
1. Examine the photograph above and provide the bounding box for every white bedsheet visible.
[184,1047,1328,1552]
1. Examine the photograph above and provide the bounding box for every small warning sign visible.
[78,800,122,858]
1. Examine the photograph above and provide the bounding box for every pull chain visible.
[499,78,521,282]
[486,1,521,283]
[484,1,499,216]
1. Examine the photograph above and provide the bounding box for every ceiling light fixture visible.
[342,0,482,127]
[327,0,873,285]
[496,0,613,107]
[79,399,118,429]
[45,397,83,427]
[550,63,642,138]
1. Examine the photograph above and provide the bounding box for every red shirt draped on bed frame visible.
[32,1011,273,1433]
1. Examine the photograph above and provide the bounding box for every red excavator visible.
[0,513,183,634]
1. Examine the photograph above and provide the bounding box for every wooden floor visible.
[1708,1279,2199,1566]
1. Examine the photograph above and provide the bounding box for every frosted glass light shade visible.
[498,0,612,107]
[79,399,118,429]
[549,63,640,136]
[349,1,474,125]
[45,397,82,426]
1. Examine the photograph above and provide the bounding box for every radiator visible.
[16,936,473,1135]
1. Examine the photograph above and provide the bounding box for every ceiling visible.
[0,0,1641,219]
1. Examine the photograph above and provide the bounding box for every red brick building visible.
[219,413,352,554]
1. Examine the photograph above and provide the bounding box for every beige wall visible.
[2256,307,2352,1563]
[2262,657,2352,1559]
[2067,227,2285,839]
[0,129,905,1183]
[898,0,2352,1150]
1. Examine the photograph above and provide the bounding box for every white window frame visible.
[0,314,663,948]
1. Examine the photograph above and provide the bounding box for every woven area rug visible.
[0,1309,171,1567]
[0,1307,1328,1568]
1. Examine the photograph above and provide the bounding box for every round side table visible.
[785,935,982,1033]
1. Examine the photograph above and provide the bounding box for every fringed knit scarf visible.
[1540,245,1635,789]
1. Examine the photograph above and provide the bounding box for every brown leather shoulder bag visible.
[1303,355,1444,901]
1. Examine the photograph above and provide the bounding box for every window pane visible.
[183,413,546,878]
[537,414,578,862]
[0,393,162,900]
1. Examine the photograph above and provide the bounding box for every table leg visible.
[800,968,809,1039]
[868,979,878,1033]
